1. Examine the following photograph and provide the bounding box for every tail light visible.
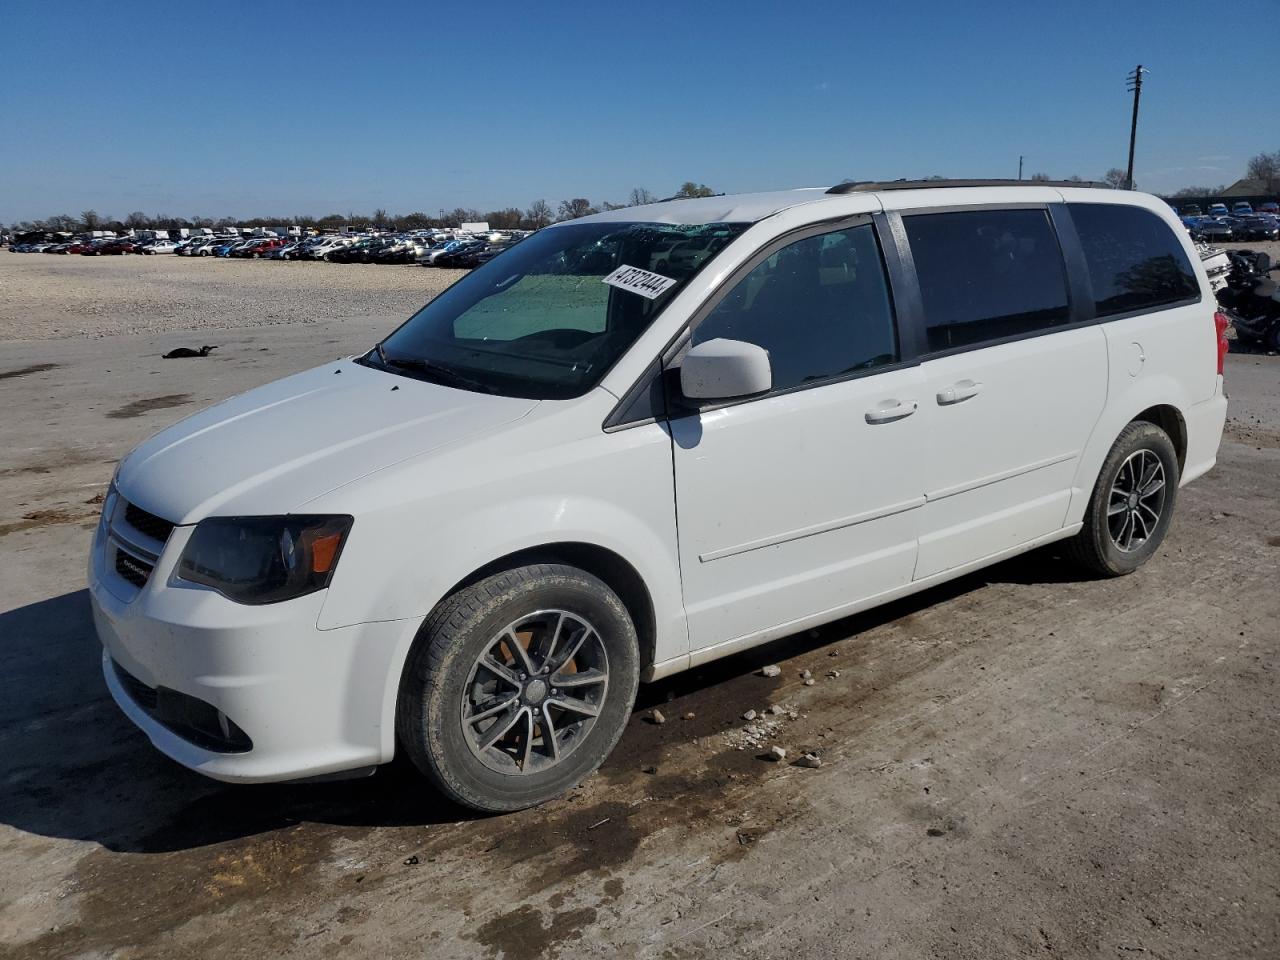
[1213,311,1230,375]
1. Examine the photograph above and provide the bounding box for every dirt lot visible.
[0,252,458,340]
[0,255,1278,960]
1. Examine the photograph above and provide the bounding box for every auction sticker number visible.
[602,265,678,300]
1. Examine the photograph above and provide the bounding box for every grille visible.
[124,502,175,543]
[113,660,159,710]
[111,660,252,753]
[115,549,154,588]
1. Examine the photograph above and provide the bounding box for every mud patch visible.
[106,393,193,419]
[473,903,598,960]
[0,446,104,478]
[0,362,59,381]
[1268,535,1280,547]
[478,799,645,898]
[18,824,342,958]
[0,507,94,537]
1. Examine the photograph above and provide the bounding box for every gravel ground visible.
[0,253,464,341]
[1219,239,1280,262]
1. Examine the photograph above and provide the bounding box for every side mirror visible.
[680,338,772,401]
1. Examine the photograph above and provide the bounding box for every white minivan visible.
[90,181,1229,811]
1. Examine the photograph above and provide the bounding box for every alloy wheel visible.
[1108,449,1167,552]
[460,610,609,775]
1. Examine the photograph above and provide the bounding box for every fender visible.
[308,400,688,762]
[1066,370,1192,524]
[326,493,687,764]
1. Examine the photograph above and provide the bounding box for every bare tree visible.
[444,207,481,226]
[628,187,656,206]
[484,207,525,229]
[80,210,103,231]
[1029,172,1051,182]
[525,199,553,229]
[1102,168,1129,190]
[1246,151,1280,190]
[674,182,715,198]
[1171,185,1224,198]
[557,198,596,221]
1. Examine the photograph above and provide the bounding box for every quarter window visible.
[691,224,898,392]
[1068,203,1199,317]
[904,209,1071,352]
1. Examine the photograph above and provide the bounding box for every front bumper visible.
[89,506,417,783]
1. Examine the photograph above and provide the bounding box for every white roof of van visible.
[577,189,831,226]
[567,181,1164,228]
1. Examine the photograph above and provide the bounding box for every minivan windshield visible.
[367,220,748,399]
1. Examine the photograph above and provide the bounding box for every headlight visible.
[99,485,119,533]
[177,515,353,604]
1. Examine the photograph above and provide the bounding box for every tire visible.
[1265,322,1280,353]
[1064,421,1179,577]
[397,563,640,812]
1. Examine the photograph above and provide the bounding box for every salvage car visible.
[91,181,1228,812]
[1194,218,1238,243]
[1237,217,1280,241]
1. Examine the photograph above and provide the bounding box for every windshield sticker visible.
[602,265,678,300]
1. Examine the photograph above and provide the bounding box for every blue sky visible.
[1,0,1272,223]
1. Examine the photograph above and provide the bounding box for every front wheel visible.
[1065,422,1179,576]
[397,564,640,812]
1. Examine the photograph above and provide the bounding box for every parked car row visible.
[1179,200,1279,217]
[8,229,528,268]
[1180,211,1280,243]
[8,235,189,255]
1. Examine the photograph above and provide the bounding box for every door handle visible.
[864,399,918,424]
[936,379,983,405]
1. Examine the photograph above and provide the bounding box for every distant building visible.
[1221,177,1277,198]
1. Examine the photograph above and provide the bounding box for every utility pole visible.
[1125,65,1147,190]
[1018,155,1024,181]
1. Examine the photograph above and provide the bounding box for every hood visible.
[116,359,537,524]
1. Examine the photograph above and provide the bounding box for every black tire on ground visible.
[1064,421,1180,577]
[397,563,641,813]
[1266,322,1280,353]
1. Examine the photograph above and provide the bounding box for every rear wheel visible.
[397,564,640,812]
[1065,422,1179,576]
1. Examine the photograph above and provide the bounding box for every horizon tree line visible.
[8,152,1280,235]
[2,183,717,236]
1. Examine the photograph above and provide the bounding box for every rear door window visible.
[903,209,1071,352]
[1068,203,1200,317]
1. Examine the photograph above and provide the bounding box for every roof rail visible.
[826,179,1111,194]
[655,192,727,202]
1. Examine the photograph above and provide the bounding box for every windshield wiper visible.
[375,347,494,394]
